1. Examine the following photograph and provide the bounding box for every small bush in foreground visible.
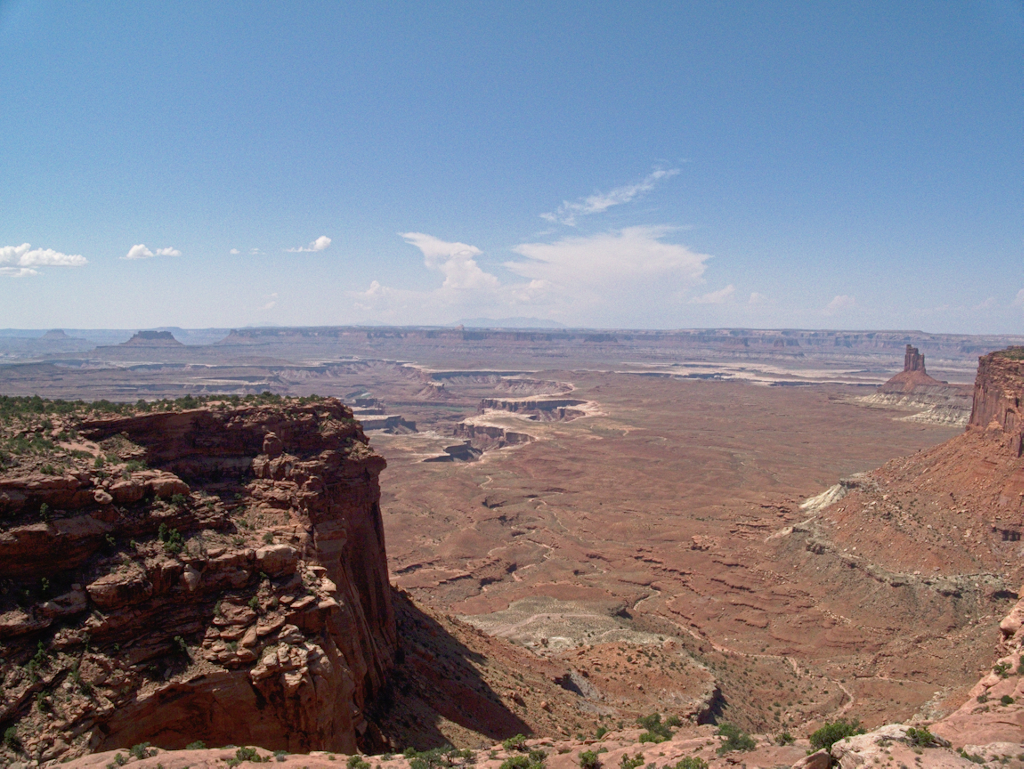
[674,758,707,769]
[716,723,756,754]
[809,719,864,753]
[579,750,600,769]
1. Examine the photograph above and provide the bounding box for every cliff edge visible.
[0,396,394,763]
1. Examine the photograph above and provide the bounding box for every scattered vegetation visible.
[905,726,937,747]
[579,750,600,769]
[502,735,528,752]
[995,347,1024,361]
[776,732,795,746]
[229,746,269,766]
[348,756,371,769]
[638,713,680,744]
[619,753,644,769]
[158,523,185,554]
[3,725,20,751]
[1001,695,1015,706]
[809,719,864,753]
[130,743,157,759]
[673,759,707,769]
[186,741,206,750]
[716,723,756,754]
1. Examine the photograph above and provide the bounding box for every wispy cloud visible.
[973,296,998,310]
[1013,288,1024,309]
[261,292,278,311]
[690,284,735,304]
[401,232,499,290]
[124,244,181,259]
[824,295,856,315]
[285,235,332,253]
[541,168,680,226]
[748,292,768,305]
[230,248,240,255]
[0,243,87,277]
[250,247,262,255]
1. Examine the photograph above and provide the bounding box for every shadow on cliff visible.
[370,589,533,751]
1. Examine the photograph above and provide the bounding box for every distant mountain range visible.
[452,317,566,329]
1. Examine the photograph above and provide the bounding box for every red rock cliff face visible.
[0,399,394,761]
[969,350,1024,456]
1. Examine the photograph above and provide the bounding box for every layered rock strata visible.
[0,399,394,763]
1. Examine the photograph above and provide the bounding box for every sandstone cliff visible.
[0,397,394,764]
[968,348,1024,456]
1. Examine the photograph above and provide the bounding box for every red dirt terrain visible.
[4,339,1024,768]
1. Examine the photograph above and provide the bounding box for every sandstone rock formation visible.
[0,398,394,764]
[858,345,973,426]
[969,348,1024,456]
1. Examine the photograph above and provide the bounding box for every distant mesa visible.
[120,330,184,346]
[40,329,71,340]
[879,344,947,394]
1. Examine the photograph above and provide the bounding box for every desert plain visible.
[2,325,1024,763]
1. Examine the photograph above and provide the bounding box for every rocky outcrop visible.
[968,349,1024,455]
[880,345,949,393]
[0,399,394,764]
[479,398,587,422]
[860,345,973,426]
[932,585,1024,747]
[452,423,535,451]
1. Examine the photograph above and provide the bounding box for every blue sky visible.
[1,1,1021,332]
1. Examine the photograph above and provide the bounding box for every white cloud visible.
[507,226,709,297]
[401,232,500,290]
[286,235,332,253]
[1013,289,1024,308]
[250,247,262,255]
[124,244,180,259]
[974,296,998,310]
[824,295,856,315]
[748,292,768,305]
[230,248,241,255]
[691,284,735,305]
[541,169,679,226]
[352,227,714,327]
[0,243,87,277]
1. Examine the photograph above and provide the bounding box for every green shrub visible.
[638,713,675,743]
[3,725,20,750]
[674,758,707,769]
[776,732,795,746]
[809,719,864,753]
[229,746,268,766]
[905,727,936,747]
[170,493,188,507]
[579,750,600,769]
[130,743,156,759]
[348,756,371,769]
[1001,695,1015,706]
[503,734,528,752]
[620,753,643,769]
[716,723,756,754]
[186,741,206,750]
[158,523,185,554]
[594,727,608,740]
